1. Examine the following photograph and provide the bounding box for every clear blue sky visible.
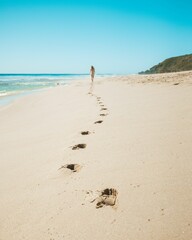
[0,0,192,74]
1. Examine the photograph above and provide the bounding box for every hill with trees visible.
[139,54,192,74]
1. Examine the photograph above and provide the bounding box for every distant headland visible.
[139,54,192,74]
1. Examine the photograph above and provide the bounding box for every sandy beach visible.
[1,71,192,240]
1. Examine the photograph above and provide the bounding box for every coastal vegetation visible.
[139,54,192,74]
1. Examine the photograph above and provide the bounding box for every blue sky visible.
[0,0,192,74]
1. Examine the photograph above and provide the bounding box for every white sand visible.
[0,71,192,240]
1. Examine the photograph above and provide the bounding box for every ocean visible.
[0,74,89,106]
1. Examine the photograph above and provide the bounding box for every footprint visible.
[100,113,107,117]
[96,188,118,208]
[174,83,179,85]
[94,120,103,124]
[101,108,107,111]
[59,164,81,172]
[81,131,90,135]
[72,144,86,150]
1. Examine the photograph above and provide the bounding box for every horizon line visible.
[0,73,128,75]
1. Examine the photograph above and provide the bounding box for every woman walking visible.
[90,66,95,82]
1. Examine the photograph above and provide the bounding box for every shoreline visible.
[0,87,48,108]
[0,74,91,108]
[1,70,191,109]
[1,72,192,239]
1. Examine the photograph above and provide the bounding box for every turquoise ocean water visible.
[0,74,89,106]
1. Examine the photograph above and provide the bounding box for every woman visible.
[90,66,95,82]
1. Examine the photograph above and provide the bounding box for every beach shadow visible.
[88,82,94,95]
